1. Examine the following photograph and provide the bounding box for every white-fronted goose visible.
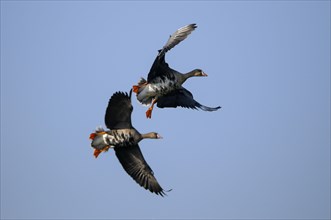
[89,90,166,196]
[133,24,221,118]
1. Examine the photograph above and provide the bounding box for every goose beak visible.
[157,134,163,139]
[202,71,208,76]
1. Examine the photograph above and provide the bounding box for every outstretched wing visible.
[114,145,166,196]
[159,23,197,57]
[147,24,197,82]
[157,87,221,111]
[105,90,133,129]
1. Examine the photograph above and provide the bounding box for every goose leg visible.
[133,81,148,94]
[94,149,102,158]
[146,99,157,119]
[93,145,111,158]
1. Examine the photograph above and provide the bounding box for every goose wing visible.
[157,87,221,111]
[160,23,197,57]
[114,144,166,196]
[147,24,197,82]
[105,90,133,130]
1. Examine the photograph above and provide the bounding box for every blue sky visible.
[1,1,330,219]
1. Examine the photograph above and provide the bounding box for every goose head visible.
[192,69,208,77]
[141,132,163,139]
[179,69,207,84]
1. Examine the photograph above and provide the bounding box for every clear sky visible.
[1,1,330,219]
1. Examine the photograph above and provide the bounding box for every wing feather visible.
[157,87,221,111]
[114,145,166,196]
[159,23,197,57]
[147,24,197,82]
[105,90,133,129]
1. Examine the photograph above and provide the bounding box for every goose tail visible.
[133,78,153,105]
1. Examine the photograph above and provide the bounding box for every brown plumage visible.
[133,24,221,118]
[90,90,167,196]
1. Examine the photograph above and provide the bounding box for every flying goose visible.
[133,24,221,118]
[90,90,166,196]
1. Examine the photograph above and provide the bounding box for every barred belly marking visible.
[152,77,179,95]
[110,129,136,147]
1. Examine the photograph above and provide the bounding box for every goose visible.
[133,24,221,118]
[89,90,166,196]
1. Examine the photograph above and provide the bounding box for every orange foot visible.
[132,85,140,93]
[146,108,153,119]
[94,149,102,158]
[89,133,97,140]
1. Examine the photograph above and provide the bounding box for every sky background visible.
[1,1,330,219]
